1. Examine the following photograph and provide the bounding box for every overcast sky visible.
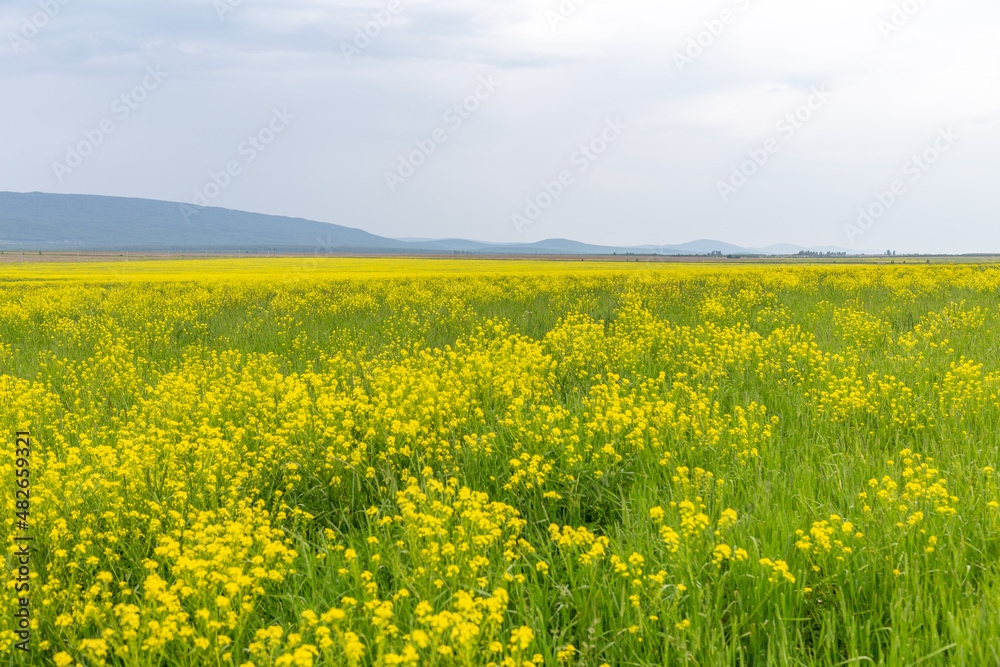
[2,0,999,252]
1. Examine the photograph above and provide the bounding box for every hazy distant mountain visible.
[639,239,747,255]
[639,239,852,255]
[0,191,400,252]
[0,192,854,256]
[747,243,855,255]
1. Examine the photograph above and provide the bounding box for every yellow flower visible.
[556,644,577,662]
[510,626,535,651]
[343,632,365,661]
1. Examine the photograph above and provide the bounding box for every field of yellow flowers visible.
[4,258,1000,666]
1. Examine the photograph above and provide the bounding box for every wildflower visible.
[510,626,534,651]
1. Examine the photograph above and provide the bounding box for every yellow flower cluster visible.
[3,260,1000,665]
[759,558,796,584]
[548,524,610,566]
[251,477,538,667]
[794,515,860,562]
[863,449,957,521]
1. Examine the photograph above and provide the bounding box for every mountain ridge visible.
[0,191,855,256]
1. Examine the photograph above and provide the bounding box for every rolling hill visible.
[0,191,852,256]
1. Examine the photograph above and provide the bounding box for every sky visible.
[2,0,999,253]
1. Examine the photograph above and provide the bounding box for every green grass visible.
[3,264,1000,665]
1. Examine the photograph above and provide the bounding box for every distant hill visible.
[643,239,853,255]
[0,191,402,252]
[0,191,853,256]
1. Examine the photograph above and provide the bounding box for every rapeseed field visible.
[3,259,1000,665]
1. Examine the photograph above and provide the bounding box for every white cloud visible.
[2,0,999,252]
